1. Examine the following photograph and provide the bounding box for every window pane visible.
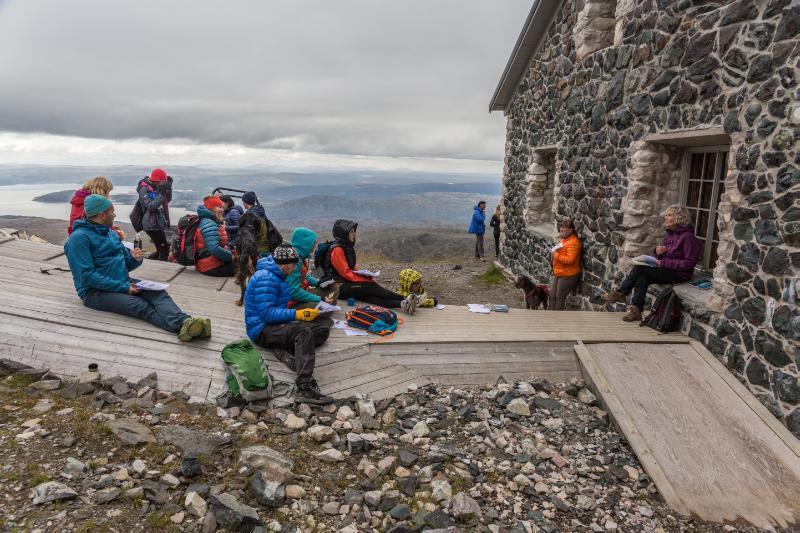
[701,180,714,209]
[690,154,704,180]
[703,152,717,179]
[687,181,701,207]
[697,210,708,237]
[713,217,720,241]
[697,238,706,267]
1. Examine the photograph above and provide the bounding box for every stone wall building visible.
[490,0,799,434]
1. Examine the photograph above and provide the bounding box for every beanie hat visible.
[204,196,224,210]
[241,191,257,205]
[272,242,299,265]
[84,194,113,217]
[150,168,168,182]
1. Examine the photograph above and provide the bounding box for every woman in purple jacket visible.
[602,205,700,322]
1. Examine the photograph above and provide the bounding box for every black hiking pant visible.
[619,266,686,311]
[200,262,236,277]
[493,230,500,257]
[146,230,170,261]
[254,320,330,386]
[474,233,485,258]
[339,282,405,308]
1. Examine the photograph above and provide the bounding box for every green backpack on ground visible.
[220,339,273,402]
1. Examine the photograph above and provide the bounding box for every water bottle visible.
[347,297,355,307]
[134,232,143,250]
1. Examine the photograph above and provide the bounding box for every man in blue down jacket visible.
[65,195,210,341]
[244,242,333,404]
[468,200,487,260]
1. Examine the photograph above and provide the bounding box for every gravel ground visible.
[0,362,776,533]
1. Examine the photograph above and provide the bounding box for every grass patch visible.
[473,265,507,286]
[145,513,178,531]
[4,373,38,389]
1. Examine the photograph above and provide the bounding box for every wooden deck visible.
[0,237,685,401]
[576,341,800,528]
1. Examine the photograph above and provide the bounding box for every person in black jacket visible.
[240,191,283,254]
[490,204,502,258]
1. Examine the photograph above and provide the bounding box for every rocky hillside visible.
[0,360,758,532]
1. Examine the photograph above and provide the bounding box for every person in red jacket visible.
[327,219,417,314]
[68,176,125,239]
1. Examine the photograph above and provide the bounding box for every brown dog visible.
[514,276,549,310]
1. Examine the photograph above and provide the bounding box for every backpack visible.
[220,339,273,402]
[346,305,398,336]
[640,287,682,333]
[129,201,144,232]
[313,241,340,287]
[171,214,203,266]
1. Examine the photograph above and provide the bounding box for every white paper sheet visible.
[134,279,170,291]
[434,304,446,310]
[632,254,658,267]
[344,328,368,336]
[122,241,134,250]
[315,301,342,313]
[467,303,491,314]
[353,269,380,278]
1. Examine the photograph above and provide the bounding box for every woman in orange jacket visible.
[549,218,582,310]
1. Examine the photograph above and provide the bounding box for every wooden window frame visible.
[679,146,728,273]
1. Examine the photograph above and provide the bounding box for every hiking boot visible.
[178,317,206,342]
[295,379,334,405]
[198,317,212,338]
[400,294,418,316]
[602,290,627,304]
[622,306,642,322]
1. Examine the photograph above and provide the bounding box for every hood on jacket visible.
[71,218,111,236]
[291,227,318,259]
[71,188,91,206]
[473,205,484,212]
[398,268,423,295]
[332,219,357,244]
[248,204,267,220]
[197,205,220,221]
[667,224,694,234]
[225,205,244,216]
[256,255,286,278]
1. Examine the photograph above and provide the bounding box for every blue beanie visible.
[242,191,257,205]
[84,194,113,217]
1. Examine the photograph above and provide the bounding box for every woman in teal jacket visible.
[286,227,339,308]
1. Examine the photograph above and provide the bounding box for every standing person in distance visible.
[468,200,487,261]
[136,168,173,261]
[490,204,503,259]
[549,218,582,311]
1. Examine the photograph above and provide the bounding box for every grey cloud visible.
[0,0,530,161]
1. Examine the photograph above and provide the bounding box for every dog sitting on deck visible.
[234,212,261,306]
[514,276,549,310]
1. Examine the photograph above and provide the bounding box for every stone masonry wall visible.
[499,0,799,435]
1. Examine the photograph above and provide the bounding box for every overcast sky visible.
[0,0,530,174]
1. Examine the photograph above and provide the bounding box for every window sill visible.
[647,281,721,313]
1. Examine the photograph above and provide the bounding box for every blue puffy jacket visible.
[197,205,233,263]
[467,205,486,235]
[65,219,142,299]
[286,227,321,304]
[244,255,297,340]
[224,205,244,244]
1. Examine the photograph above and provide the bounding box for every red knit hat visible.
[204,196,224,210]
[150,168,168,182]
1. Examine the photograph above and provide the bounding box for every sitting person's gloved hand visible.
[295,308,319,322]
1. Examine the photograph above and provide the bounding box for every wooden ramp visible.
[575,341,800,528]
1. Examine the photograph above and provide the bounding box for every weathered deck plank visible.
[576,342,800,528]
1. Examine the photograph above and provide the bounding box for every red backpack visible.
[170,214,203,265]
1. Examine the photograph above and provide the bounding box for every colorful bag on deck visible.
[346,305,398,336]
[220,339,273,401]
[171,214,203,266]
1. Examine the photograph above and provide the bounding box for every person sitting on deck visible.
[602,205,700,322]
[287,227,339,310]
[64,194,210,341]
[244,242,333,404]
[397,268,437,308]
[325,219,418,314]
[219,195,243,246]
[195,196,235,277]
[241,191,283,255]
